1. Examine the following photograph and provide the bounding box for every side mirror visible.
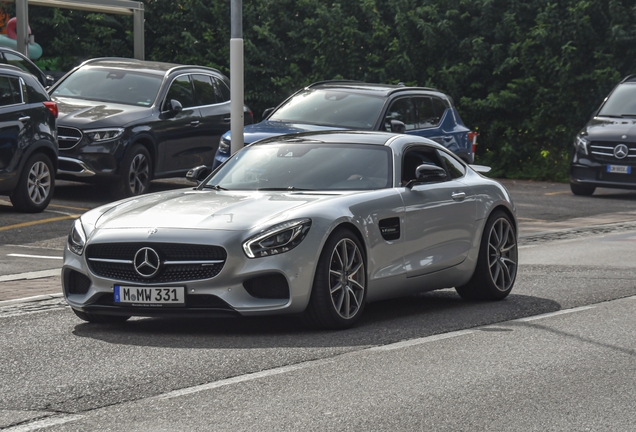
[390,120,406,134]
[45,75,55,88]
[406,164,447,188]
[186,165,211,184]
[262,107,275,120]
[165,99,183,116]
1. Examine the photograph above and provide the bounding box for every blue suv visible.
[214,81,476,167]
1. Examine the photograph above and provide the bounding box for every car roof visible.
[0,63,31,76]
[307,80,448,99]
[77,57,223,77]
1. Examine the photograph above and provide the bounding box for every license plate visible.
[114,286,185,307]
[607,165,631,174]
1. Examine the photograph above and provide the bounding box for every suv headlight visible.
[243,219,312,258]
[68,218,87,255]
[85,128,124,142]
[218,136,230,154]
[574,135,589,155]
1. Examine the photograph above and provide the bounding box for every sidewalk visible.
[0,270,61,303]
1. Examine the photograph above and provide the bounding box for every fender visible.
[1,138,57,192]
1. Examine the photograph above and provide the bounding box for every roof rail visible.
[307,80,366,88]
[621,74,636,83]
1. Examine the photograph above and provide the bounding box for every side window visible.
[437,150,466,179]
[401,146,446,185]
[192,74,217,106]
[431,97,448,122]
[0,76,22,106]
[384,97,416,131]
[164,75,194,109]
[415,97,438,128]
[4,52,41,79]
[213,77,231,102]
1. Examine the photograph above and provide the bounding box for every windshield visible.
[598,83,636,117]
[207,142,392,191]
[51,67,162,106]
[269,89,385,129]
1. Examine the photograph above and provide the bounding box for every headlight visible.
[218,136,230,154]
[85,128,124,142]
[574,135,589,155]
[68,219,87,255]
[243,219,312,258]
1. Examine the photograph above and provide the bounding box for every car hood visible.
[584,117,636,142]
[225,120,347,144]
[93,188,338,231]
[52,96,152,128]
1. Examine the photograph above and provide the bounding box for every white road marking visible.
[0,269,60,282]
[3,415,84,432]
[369,329,475,351]
[515,305,596,322]
[7,254,63,260]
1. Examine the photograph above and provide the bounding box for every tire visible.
[570,183,595,196]
[72,309,130,323]
[303,228,367,330]
[456,210,518,301]
[110,144,152,199]
[10,152,55,213]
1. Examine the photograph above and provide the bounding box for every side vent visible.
[379,217,400,241]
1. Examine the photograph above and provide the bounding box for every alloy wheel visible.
[487,217,517,292]
[27,161,51,205]
[128,153,150,195]
[328,238,365,319]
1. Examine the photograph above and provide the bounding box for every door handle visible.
[19,116,31,122]
[190,120,200,127]
[451,191,466,201]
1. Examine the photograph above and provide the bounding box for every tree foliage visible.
[3,0,636,180]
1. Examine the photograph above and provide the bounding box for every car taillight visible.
[468,131,478,154]
[43,101,58,118]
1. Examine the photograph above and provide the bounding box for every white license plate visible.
[114,286,185,306]
[607,165,631,174]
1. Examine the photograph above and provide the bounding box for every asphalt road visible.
[0,229,635,430]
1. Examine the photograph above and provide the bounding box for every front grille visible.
[86,243,227,283]
[57,126,83,150]
[589,142,636,163]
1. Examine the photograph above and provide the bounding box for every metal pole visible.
[230,0,244,155]
[133,7,145,60]
[15,0,29,58]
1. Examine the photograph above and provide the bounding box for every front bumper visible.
[570,159,636,190]
[62,227,319,318]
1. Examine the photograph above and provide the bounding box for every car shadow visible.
[71,290,561,349]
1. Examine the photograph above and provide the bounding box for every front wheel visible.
[303,228,367,330]
[110,144,152,199]
[10,152,55,213]
[570,183,595,196]
[456,210,518,301]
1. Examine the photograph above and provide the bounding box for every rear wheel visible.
[10,152,54,213]
[303,228,366,330]
[570,183,595,196]
[456,210,518,300]
[110,144,151,199]
[72,309,130,323]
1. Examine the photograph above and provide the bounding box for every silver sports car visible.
[62,131,518,329]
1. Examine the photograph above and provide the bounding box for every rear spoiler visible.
[469,164,492,174]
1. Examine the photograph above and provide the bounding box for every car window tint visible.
[24,78,47,103]
[437,150,466,179]
[165,75,195,108]
[192,74,217,106]
[214,77,231,102]
[431,97,447,121]
[402,146,446,184]
[385,98,416,131]
[415,97,439,128]
[0,76,21,106]
[4,52,41,78]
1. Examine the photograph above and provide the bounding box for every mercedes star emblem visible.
[614,144,629,159]
[622,135,627,140]
[133,247,161,278]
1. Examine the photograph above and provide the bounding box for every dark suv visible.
[570,75,636,195]
[49,58,253,198]
[213,81,476,167]
[0,65,58,212]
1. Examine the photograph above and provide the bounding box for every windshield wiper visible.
[203,184,228,191]
[258,187,315,191]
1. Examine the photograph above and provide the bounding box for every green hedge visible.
[5,0,636,180]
